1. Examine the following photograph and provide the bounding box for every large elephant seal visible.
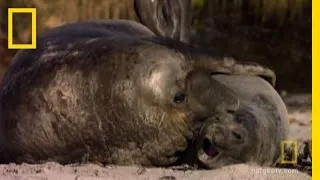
[190,75,289,169]
[0,0,287,167]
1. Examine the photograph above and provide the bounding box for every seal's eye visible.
[174,92,186,104]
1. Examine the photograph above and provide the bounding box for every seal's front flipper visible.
[134,0,192,43]
[200,57,276,87]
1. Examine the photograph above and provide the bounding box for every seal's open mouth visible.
[202,138,219,158]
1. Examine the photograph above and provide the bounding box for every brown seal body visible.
[0,0,288,168]
[0,32,275,166]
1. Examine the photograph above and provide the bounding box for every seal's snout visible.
[202,123,247,149]
[196,121,249,168]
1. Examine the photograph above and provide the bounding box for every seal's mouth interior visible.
[202,138,219,158]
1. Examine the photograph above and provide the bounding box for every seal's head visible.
[195,75,289,169]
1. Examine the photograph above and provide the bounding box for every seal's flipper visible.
[199,57,276,87]
[134,0,192,43]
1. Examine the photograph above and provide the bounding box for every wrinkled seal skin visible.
[0,0,288,168]
[190,75,289,169]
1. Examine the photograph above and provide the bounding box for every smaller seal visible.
[194,75,289,169]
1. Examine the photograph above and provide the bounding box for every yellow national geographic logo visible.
[8,8,37,49]
[280,140,298,164]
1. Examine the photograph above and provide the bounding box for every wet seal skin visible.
[194,75,289,169]
[0,0,286,168]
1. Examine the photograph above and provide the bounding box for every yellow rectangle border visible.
[8,8,37,49]
[280,140,298,164]
[313,0,317,179]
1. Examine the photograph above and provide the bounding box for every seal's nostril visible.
[232,131,242,140]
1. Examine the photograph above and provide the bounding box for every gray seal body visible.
[193,75,289,169]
